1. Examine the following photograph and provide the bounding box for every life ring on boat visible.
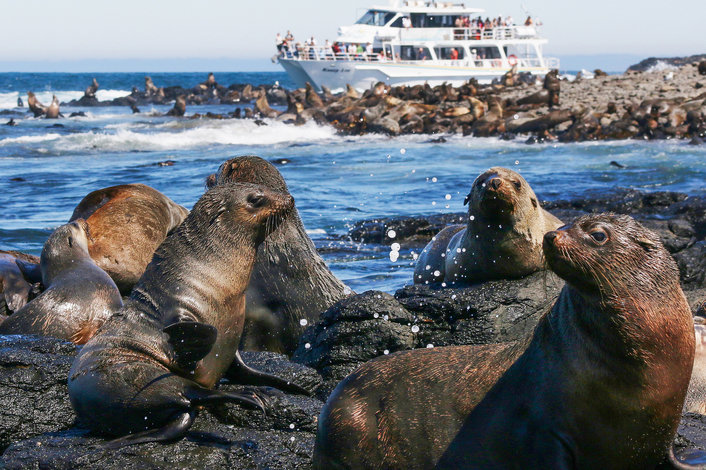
[507,54,518,66]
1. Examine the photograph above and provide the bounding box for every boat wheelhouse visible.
[277,1,559,92]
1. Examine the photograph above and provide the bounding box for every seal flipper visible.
[186,383,268,413]
[163,321,217,370]
[225,350,312,396]
[14,259,41,284]
[103,410,196,450]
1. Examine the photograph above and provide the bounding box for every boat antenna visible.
[521,2,530,17]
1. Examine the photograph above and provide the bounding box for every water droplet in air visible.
[300,319,308,326]
[289,423,295,429]
[400,148,406,154]
[432,177,438,182]
[433,270,441,277]
[384,349,390,355]
[426,344,434,349]
[305,343,311,349]
[411,325,420,333]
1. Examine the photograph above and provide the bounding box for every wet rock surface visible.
[293,272,563,397]
[0,336,76,451]
[0,342,325,469]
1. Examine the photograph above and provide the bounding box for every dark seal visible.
[315,214,695,469]
[70,183,189,295]
[68,182,305,447]
[0,220,123,344]
[414,166,562,285]
[206,156,351,354]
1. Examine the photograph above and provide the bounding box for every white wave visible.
[306,228,327,235]
[646,61,679,73]
[0,133,62,146]
[0,89,131,110]
[10,119,338,152]
[95,89,130,101]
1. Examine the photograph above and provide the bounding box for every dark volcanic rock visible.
[627,54,706,72]
[348,213,466,247]
[0,346,324,469]
[0,336,76,451]
[1,425,315,470]
[294,272,562,397]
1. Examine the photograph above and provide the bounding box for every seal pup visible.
[68,182,302,447]
[70,183,189,295]
[314,214,695,469]
[414,167,562,285]
[0,220,123,344]
[206,156,351,354]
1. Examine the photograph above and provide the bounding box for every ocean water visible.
[1,72,705,294]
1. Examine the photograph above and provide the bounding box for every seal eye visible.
[512,181,522,190]
[68,236,74,248]
[589,231,607,244]
[247,193,266,208]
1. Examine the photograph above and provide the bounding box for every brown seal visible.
[26,91,46,117]
[315,214,695,469]
[45,95,61,119]
[206,156,351,354]
[165,95,186,117]
[70,183,189,295]
[0,253,33,313]
[68,182,307,447]
[0,220,123,344]
[414,166,562,285]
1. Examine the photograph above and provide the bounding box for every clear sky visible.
[0,0,703,71]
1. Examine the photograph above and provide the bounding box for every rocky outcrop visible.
[627,55,706,72]
[0,339,325,469]
[293,272,563,396]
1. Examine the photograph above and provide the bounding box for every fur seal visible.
[166,95,186,117]
[68,182,304,447]
[70,183,189,295]
[414,167,562,285]
[45,95,61,119]
[315,214,695,469]
[0,220,123,344]
[206,156,350,354]
[0,253,33,313]
[26,92,46,117]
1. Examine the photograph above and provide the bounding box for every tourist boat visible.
[277,0,559,92]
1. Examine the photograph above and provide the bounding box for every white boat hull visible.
[279,58,550,92]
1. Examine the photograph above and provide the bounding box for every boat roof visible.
[369,1,485,15]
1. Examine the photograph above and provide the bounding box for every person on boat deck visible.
[347,43,357,57]
[285,30,294,42]
[470,48,478,62]
[417,48,429,61]
[365,42,373,60]
[402,16,412,28]
[276,33,283,52]
[450,48,459,60]
[525,16,533,26]
[506,15,514,25]
[332,42,341,55]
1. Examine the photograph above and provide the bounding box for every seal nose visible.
[487,177,502,190]
[544,231,560,245]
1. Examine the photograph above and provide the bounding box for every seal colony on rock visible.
[68,182,307,447]
[414,167,562,285]
[315,214,695,469]
[69,183,189,295]
[206,156,351,354]
[0,220,122,344]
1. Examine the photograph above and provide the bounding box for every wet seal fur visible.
[70,183,189,295]
[206,156,350,354]
[414,166,562,285]
[68,182,306,447]
[315,214,695,469]
[0,220,123,344]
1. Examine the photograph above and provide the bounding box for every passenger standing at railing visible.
[285,31,294,43]
[525,16,533,26]
[276,33,283,53]
[365,42,373,61]
[506,15,514,26]
[332,42,341,55]
[450,48,459,60]
[347,43,357,59]
[454,16,464,39]
[402,16,412,28]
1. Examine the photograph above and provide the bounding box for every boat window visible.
[400,45,433,61]
[356,10,396,26]
[470,46,502,59]
[410,13,459,28]
[435,47,464,60]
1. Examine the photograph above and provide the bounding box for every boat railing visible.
[279,47,559,70]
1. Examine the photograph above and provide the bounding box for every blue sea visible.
[1,72,705,293]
